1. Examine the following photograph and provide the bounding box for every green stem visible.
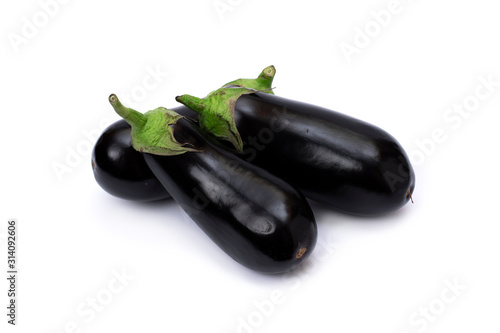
[256,65,276,90]
[108,94,146,129]
[175,66,278,151]
[223,65,276,94]
[176,87,257,151]
[108,94,199,156]
[175,95,207,114]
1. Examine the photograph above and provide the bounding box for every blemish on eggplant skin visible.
[296,247,307,259]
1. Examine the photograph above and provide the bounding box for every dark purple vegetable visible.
[91,105,198,201]
[91,119,170,201]
[109,94,317,273]
[232,92,415,216]
[176,67,415,216]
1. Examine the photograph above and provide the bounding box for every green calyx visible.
[175,65,277,151]
[222,65,276,94]
[176,87,257,152]
[108,94,198,156]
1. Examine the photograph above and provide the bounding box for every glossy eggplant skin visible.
[92,119,171,201]
[143,118,317,274]
[228,92,415,216]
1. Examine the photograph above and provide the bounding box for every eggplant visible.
[176,69,415,216]
[92,105,198,201]
[91,119,170,201]
[109,94,317,273]
[233,92,415,216]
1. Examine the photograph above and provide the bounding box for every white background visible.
[1,0,499,332]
